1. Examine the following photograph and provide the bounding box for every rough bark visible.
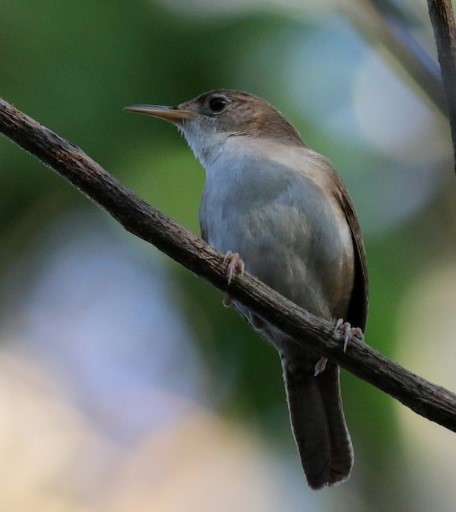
[1,98,455,432]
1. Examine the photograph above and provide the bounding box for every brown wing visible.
[333,177,368,331]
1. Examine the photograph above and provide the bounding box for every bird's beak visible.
[124,104,195,124]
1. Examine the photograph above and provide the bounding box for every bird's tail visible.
[282,358,353,490]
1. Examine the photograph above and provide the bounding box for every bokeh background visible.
[1,0,456,511]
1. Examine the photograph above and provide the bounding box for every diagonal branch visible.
[0,97,455,432]
[427,0,456,171]
[344,0,447,115]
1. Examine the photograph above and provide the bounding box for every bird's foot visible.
[223,251,245,284]
[335,319,364,352]
[314,321,363,374]
[314,357,327,376]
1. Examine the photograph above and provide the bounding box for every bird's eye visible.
[208,96,227,113]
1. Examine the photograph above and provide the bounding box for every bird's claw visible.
[314,321,362,374]
[335,319,364,352]
[314,357,327,376]
[223,251,245,284]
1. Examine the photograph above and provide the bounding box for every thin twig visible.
[0,98,455,431]
[427,0,456,170]
[343,0,446,115]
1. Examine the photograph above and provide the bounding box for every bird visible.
[125,90,368,490]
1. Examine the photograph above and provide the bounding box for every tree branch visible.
[427,0,456,171]
[1,98,455,432]
[344,0,447,115]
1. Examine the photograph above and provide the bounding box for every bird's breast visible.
[199,145,354,321]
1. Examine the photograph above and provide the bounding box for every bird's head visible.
[125,89,304,167]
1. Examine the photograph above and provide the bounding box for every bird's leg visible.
[223,251,245,284]
[222,251,245,306]
[335,319,364,352]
